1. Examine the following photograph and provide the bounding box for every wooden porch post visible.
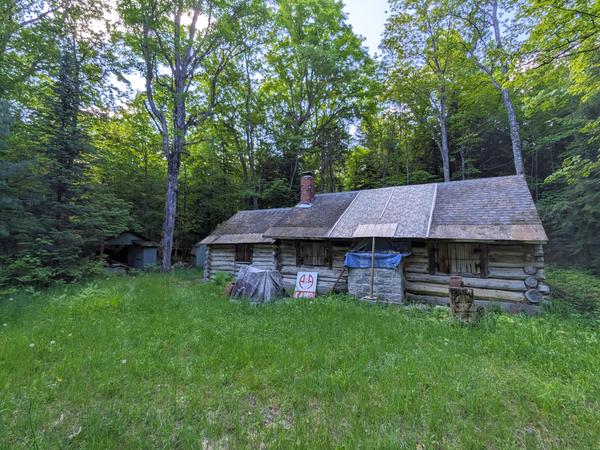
[369,236,376,300]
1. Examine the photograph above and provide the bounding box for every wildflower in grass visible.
[50,340,56,345]
[121,359,127,364]
[3,323,6,327]
[29,343,34,348]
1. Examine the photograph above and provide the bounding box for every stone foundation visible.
[348,267,405,303]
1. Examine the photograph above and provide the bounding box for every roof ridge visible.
[326,190,362,238]
[236,207,293,213]
[314,175,523,198]
[426,183,438,238]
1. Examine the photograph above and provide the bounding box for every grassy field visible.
[1,269,599,449]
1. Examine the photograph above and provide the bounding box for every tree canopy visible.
[1,0,599,287]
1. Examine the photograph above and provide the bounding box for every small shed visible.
[191,244,207,268]
[103,231,158,270]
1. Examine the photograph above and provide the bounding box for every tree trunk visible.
[439,88,450,182]
[161,67,185,271]
[490,0,525,176]
[500,88,525,175]
[161,154,180,271]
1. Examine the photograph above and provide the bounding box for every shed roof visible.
[199,208,292,244]
[105,231,158,247]
[201,175,547,244]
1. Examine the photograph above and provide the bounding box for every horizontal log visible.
[488,261,528,268]
[489,244,531,253]
[405,272,526,292]
[406,293,449,306]
[487,267,528,280]
[406,293,537,313]
[488,254,525,263]
[404,262,429,274]
[489,250,526,259]
[405,281,525,302]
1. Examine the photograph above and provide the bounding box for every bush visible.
[210,271,233,287]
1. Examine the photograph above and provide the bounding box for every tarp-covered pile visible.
[230,265,284,303]
[344,252,411,269]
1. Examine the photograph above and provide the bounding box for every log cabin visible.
[200,173,549,313]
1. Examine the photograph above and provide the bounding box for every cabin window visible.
[235,244,253,263]
[295,241,332,268]
[428,243,488,277]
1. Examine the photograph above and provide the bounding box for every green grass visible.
[1,269,599,449]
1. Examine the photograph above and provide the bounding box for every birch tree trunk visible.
[438,87,450,182]
[500,87,525,175]
[491,0,525,175]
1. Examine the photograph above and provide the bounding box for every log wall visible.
[279,240,350,294]
[404,242,548,312]
[205,244,276,278]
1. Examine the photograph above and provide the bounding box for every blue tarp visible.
[344,252,411,269]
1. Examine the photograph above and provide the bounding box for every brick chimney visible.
[299,171,315,206]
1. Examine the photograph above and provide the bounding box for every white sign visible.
[293,271,318,298]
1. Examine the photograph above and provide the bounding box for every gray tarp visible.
[230,265,284,303]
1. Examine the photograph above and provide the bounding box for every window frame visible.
[428,242,488,278]
[295,240,332,268]
[234,243,253,264]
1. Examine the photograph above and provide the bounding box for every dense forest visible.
[1,0,599,288]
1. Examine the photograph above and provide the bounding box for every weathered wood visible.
[535,269,546,281]
[488,253,525,264]
[524,276,538,289]
[204,245,212,280]
[427,244,435,275]
[524,265,537,275]
[525,289,543,304]
[406,293,539,314]
[480,244,489,278]
[489,244,528,253]
[406,293,449,306]
[488,261,528,268]
[538,283,550,295]
[404,262,429,274]
[487,267,528,280]
[405,272,526,291]
[489,249,526,258]
[405,281,525,302]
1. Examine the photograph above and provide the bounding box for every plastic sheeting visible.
[344,252,411,269]
[230,265,284,303]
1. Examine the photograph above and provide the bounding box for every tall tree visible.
[119,0,257,270]
[263,0,373,192]
[457,0,527,175]
[383,0,461,182]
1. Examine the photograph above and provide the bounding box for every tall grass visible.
[1,269,599,448]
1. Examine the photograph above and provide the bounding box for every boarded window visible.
[428,243,488,277]
[295,241,332,268]
[235,244,253,263]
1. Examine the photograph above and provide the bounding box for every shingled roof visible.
[264,191,358,239]
[201,175,548,244]
[199,208,292,244]
[428,176,548,241]
[327,184,437,239]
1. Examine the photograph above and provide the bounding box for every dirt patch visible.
[262,404,293,430]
